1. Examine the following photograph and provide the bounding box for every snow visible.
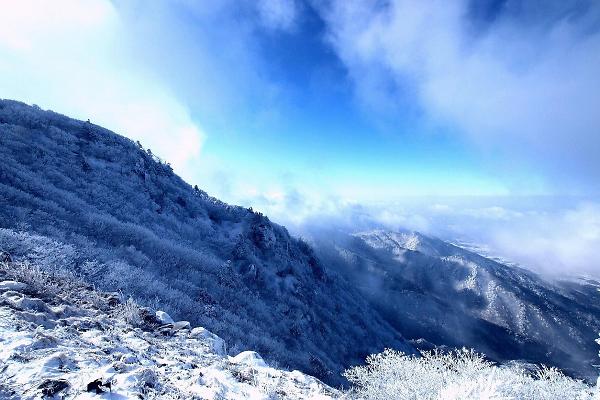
[0,278,339,399]
[155,310,174,324]
[0,280,28,291]
[230,351,268,368]
[337,228,600,382]
[190,326,227,356]
[172,320,191,331]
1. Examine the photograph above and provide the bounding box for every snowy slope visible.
[0,260,338,399]
[315,229,600,381]
[2,255,596,400]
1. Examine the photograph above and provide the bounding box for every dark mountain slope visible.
[313,229,600,381]
[0,99,413,385]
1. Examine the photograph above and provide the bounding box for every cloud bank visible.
[294,196,600,278]
[488,202,600,277]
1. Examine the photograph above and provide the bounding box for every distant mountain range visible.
[312,228,600,381]
[1,99,598,386]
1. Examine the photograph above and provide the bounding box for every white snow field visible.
[0,265,338,399]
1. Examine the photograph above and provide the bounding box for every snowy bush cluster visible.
[0,100,412,385]
[343,348,599,400]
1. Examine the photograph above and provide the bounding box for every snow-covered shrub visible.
[344,348,596,400]
[6,260,47,290]
[117,297,143,327]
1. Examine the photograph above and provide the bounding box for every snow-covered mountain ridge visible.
[353,229,457,258]
[0,99,414,386]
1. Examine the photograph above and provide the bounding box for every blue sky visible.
[1,0,600,275]
[114,0,504,201]
[1,0,599,214]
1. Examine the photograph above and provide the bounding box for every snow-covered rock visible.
[2,290,54,314]
[0,267,339,399]
[230,351,268,368]
[173,320,190,331]
[190,326,227,355]
[0,280,27,291]
[155,310,174,324]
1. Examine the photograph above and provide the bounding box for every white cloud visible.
[292,195,600,277]
[0,0,204,181]
[319,0,600,193]
[400,200,600,277]
[257,0,299,31]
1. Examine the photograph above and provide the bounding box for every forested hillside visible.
[0,100,413,385]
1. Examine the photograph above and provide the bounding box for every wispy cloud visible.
[257,0,300,31]
[318,0,600,193]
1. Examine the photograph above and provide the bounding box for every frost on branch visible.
[343,348,596,400]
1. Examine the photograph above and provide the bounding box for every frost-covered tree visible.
[344,348,597,400]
